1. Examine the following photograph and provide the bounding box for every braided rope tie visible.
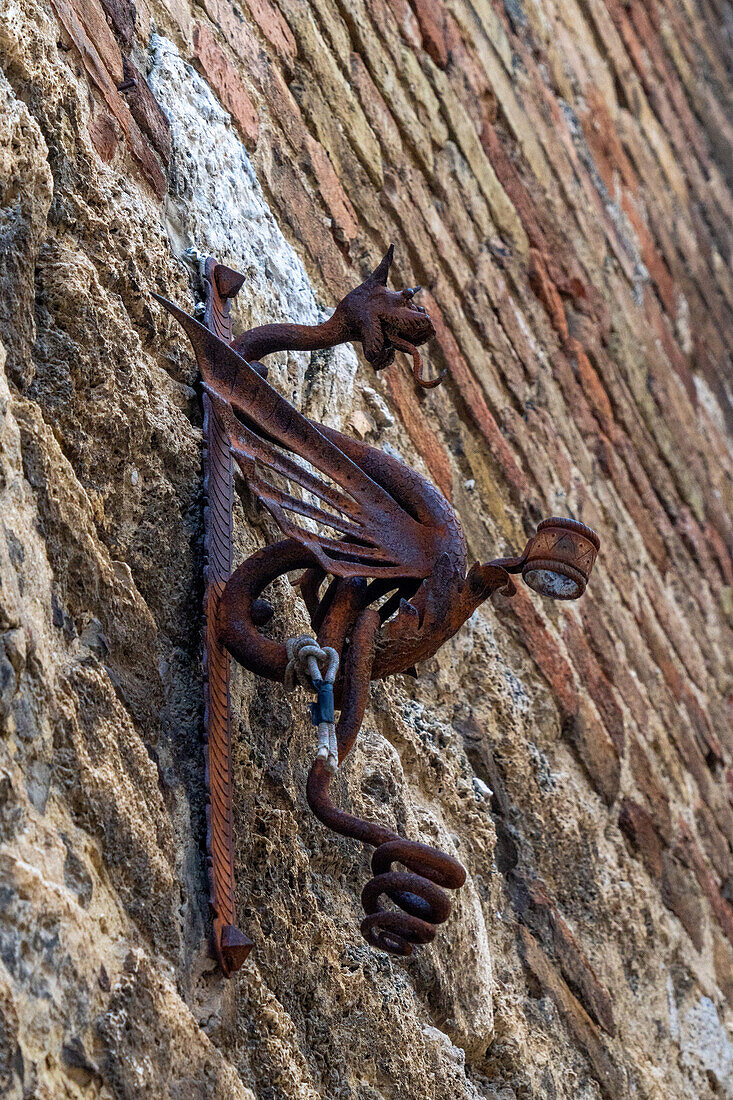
[285,636,340,774]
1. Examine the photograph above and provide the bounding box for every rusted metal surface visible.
[155,246,600,964]
[200,258,253,975]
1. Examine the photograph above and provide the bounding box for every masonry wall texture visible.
[0,0,732,1092]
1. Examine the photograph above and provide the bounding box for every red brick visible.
[201,0,301,143]
[50,0,166,197]
[550,913,616,1037]
[636,607,683,702]
[547,348,601,440]
[65,0,124,84]
[563,614,625,754]
[528,248,568,344]
[713,932,733,1004]
[562,699,620,805]
[242,0,297,69]
[420,291,529,500]
[121,58,171,163]
[619,798,664,881]
[386,364,453,500]
[409,0,447,67]
[626,0,711,171]
[303,137,359,244]
[611,429,675,557]
[675,507,725,592]
[193,23,260,150]
[646,583,706,691]
[519,927,627,1099]
[88,109,118,162]
[681,684,724,767]
[567,339,615,436]
[679,828,733,946]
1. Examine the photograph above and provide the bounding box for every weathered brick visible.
[528,248,568,344]
[561,698,620,805]
[563,614,625,754]
[712,931,733,1004]
[98,0,135,46]
[695,800,733,884]
[257,141,350,296]
[443,13,496,130]
[61,0,124,84]
[678,828,733,947]
[409,0,447,67]
[121,58,171,163]
[511,874,615,1036]
[88,109,118,162]
[550,912,615,1038]
[279,0,383,188]
[201,0,300,139]
[493,586,579,722]
[621,192,676,318]
[303,137,359,244]
[348,53,403,165]
[661,850,705,950]
[704,522,733,588]
[519,927,627,1099]
[627,738,672,841]
[50,0,166,197]
[387,364,453,500]
[192,23,259,150]
[244,0,297,67]
[386,0,422,48]
[420,290,529,500]
[619,798,664,881]
[428,62,528,252]
[567,341,615,437]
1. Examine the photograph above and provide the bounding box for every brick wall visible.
[2,0,733,1093]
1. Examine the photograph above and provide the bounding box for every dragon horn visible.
[367,244,394,287]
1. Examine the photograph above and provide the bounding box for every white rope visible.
[285,635,340,773]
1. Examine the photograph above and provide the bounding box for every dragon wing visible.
[155,295,435,580]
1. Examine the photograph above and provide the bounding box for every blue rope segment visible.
[309,679,335,726]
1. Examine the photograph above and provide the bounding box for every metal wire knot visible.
[285,636,340,773]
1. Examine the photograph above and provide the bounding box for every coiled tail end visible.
[306,604,467,956]
[360,838,466,956]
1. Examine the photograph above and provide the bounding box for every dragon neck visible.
[231,310,348,363]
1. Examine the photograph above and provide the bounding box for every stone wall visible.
[0,0,732,1093]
